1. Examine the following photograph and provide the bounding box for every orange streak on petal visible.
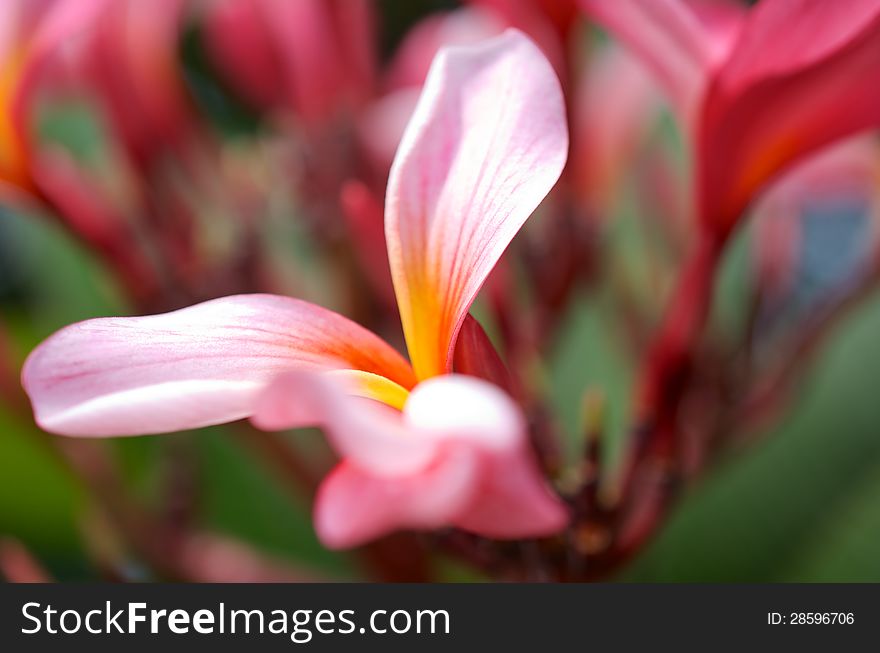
[0,48,31,189]
[397,264,452,381]
[327,370,411,411]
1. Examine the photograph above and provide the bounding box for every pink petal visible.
[386,29,568,380]
[256,372,567,548]
[699,0,880,231]
[315,448,480,549]
[715,0,880,94]
[253,372,436,475]
[22,295,414,437]
[453,446,568,538]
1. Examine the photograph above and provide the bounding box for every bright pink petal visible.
[699,0,880,231]
[386,29,568,380]
[716,0,880,95]
[22,295,414,437]
[256,372,567,548]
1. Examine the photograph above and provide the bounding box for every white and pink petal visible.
[254,372,568,548]
[385,29,568,380]
[22,294,414,436]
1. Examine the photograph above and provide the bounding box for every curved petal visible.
[716,0,880,95]
[386,29,567,380]
[255,372,567,547]
[699,1,880,231]
[406,377,568,539]
[22,294,414,437]
[252,371,438,475]
[315,448,479,549]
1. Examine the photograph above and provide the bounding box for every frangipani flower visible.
[0,0,110,194]
[581,0,880,235]
[0,0,208,305]
[0,0,36,191]
[22,31,569,548]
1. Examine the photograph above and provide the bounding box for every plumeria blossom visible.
[581,0,880,235]
[0,0,110,195]
[22,30,569,549]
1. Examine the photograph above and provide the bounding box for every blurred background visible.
[2,0,880,582]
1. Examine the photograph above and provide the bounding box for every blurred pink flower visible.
[202,0,376,124]
[0,0,165,300]
[0,0,110,194]
[752,135,880,297]
[69,0,196,170]
[581,0,880,235]
[22,31,569,548]
[570,41,664,217]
